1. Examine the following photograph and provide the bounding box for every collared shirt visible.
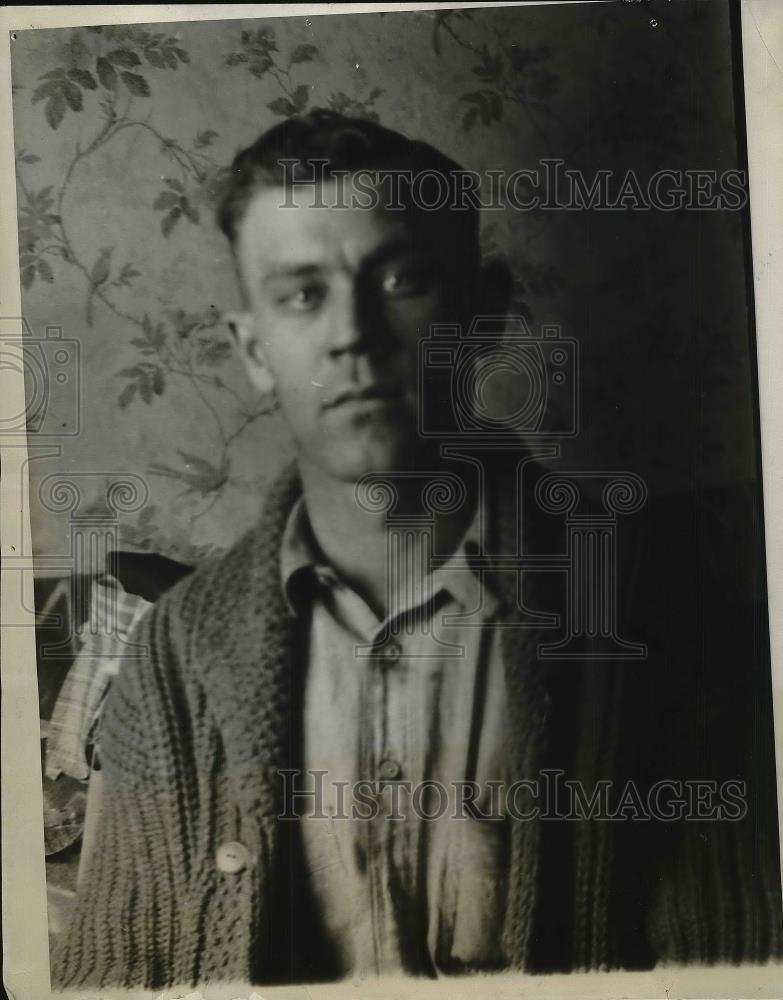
[280,498,511,977]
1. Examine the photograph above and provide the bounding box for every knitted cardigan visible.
[51,460,783,989]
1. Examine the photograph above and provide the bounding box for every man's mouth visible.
[323,385,404,410]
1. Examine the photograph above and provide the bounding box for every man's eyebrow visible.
[260,237,423,284]
[361,236,422,271]
[261,263,323,283]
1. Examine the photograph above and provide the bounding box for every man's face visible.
[232,178,473,482]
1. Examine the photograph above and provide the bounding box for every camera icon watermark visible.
[418,315,578,441]
[0,318,81,436]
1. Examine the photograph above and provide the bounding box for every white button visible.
[216,841,250,874]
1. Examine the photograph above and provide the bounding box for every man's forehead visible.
[236,183,420,271]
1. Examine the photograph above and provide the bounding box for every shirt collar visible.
[430,508,498,619]
[279,491,498,621]
[279,496,330,615]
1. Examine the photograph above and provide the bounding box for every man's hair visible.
[216,108,480,269]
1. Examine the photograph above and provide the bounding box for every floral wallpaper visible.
[11,4,755,568]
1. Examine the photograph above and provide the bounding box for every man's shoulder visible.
[160,521,265,631]
[105,521,277,716]
[161,463,302,643]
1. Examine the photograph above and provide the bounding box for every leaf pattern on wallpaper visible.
[30,30,187,133]
[326,87,383,122]
[17,28,205,301]
[431,11,560,136]
[153,177,201,237]
[224,27,316,117]
[149,449,230,497]
[13,23,318,551]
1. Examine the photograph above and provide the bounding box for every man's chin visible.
[301,433,424,483]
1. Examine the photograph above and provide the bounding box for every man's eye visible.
[380,267,432,297]
[277,285,325,311]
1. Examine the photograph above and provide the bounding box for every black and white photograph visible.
[2,2,782,997]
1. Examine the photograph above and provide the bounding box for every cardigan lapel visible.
[482,455,552,970]
[193,462,304,817]
[484,452,621,972]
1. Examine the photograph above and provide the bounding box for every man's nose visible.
[326,286,370,359]
[326,283,400,360]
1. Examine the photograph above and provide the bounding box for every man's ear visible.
[478,258,513,315]
[224,310,275,396]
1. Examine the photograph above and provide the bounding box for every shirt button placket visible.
[375,638,404,783]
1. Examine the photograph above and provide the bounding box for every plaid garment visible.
[45,574,153,781]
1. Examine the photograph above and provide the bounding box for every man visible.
[52,110,782,989]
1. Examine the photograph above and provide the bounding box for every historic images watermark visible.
[276,158,748,212]
[277,769,748,823]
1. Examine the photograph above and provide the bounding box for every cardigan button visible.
[216,841,250,874]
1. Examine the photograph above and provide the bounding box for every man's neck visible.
[298,455,477,620]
